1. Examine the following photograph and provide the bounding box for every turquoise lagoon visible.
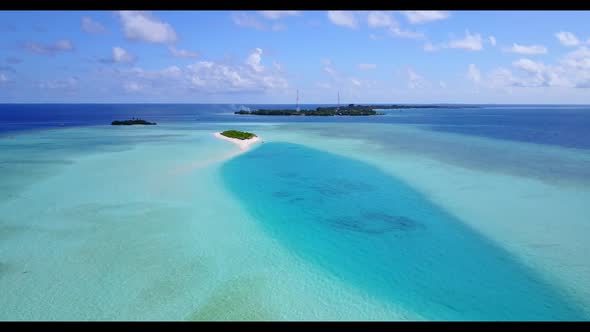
[1,113,590,320]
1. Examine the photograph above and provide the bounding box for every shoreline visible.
[213,132,262,151]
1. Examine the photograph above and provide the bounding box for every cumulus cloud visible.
[390,28,424,39]
[258,11,300,20]
[365,11,423,39]
[117,11,177,44]
[489,36,497,46]
[555,31,580,47]
[485,47,590,89]
[423,42,438,52]
[402,11,450,24]
[101,47,136,63]
[169,46,199,58]
[124,82,144,92]
[424,31,484,52]
[358,63,377,70]
[81,16,106,34]
[350,77,362,87]
[407,67,427,88]
[272,61,283,72]
[272,23,287,31]
[23,39,74,55]
[504,43,548,55]
[316,82,331,89]
[448,31,483,51]
[114,48,288,94]
[367,11,397,28]
[322,59,337,76]
[0,73,8,83]
[40,77,78,90]
[246,48,264,72]
[466,64,481,83]
[113,47,135,63]
[327,11,358,29]
[231,12,265,30]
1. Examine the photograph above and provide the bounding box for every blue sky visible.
[0,10,589,104]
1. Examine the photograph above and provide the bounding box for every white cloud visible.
[231,12,265,30]
[259,11,300,20]
[448,31,483,51]
[423,42,438,52]
[487,68,517,89]
[124,82,144,92]
[24,39,74,55]
[40,77,78,90]
[272,23,287,31]
[555,31,581,47]
[186,59,287,92]
[402,11,450,24]
[407,67,426,88]
[246,48,264,72]
[119,48,288,94]
[327,11,358,29]
[350,78,362,87]
[323,66,337,75]
[112,47,135,63]
[81,16,106,34]
[114,49,288,95]
[358,63,377,70]
[272,61,283,72]
[511,58,551,87]
[489,36,497,46]
[367,11,397,28]
[0,73,7,83]
[513,58,545,73]
[505,43,548,55]
[559,46,590,70]
[316,82,331,89]
[390,28,424,39]
[322,59,337,76]
[485,47,590,89]
[117,11,177,44]
[365,12,422,40]
[169,46,199,58]
[466,64,481,83]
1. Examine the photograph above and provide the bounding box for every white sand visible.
[214,132,261,151]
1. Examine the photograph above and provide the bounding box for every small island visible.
[235,104,380,116]
[111,118,157,125]
[235,104,478,116]
[219,130,257,140]
[214,130,261,151]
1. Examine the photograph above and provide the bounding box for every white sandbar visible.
[214,132,261,151]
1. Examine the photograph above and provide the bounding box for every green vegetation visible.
[220,130,257,140]
[235,105,379,116]
[111,118,157,125]
[235,104,477,116]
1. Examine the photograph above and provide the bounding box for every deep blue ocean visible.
[1,104,590,150]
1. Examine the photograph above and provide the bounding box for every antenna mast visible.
[337,91,340,111]
[296,89,300,112]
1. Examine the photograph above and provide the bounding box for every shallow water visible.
[1,105,590,320]
[221,142,586,320]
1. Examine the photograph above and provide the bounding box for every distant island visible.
[111,118,157,125]
[220,130,257,140]
[235,104,472,116]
